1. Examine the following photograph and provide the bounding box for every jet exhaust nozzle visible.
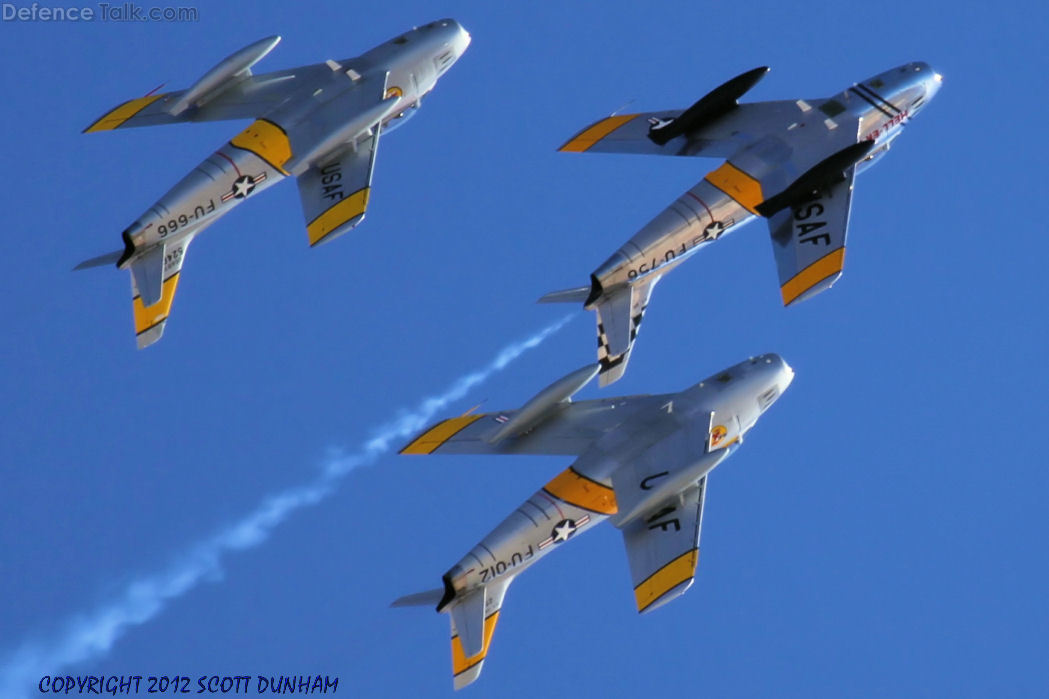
[584,274,604,308]
[115,226,138,269]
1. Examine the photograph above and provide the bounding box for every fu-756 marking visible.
[543,62,942,386]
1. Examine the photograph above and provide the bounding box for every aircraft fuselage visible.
[586,62,942,304]
[441,354,794,599]
[118,20,470,266]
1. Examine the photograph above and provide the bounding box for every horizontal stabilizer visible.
[449,577,510,690]
[73,249,122,270]
[594,279,655,386]
[449,587,486,659]
[130,246,165,307]
[537,286,590,304]
[391,588,444,608]
[129,236,193,348]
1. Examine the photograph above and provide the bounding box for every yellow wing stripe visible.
[780,248,846,306]
[542,467,618,515]
[634,548,698,613]
[306,188,370,246]
[400,415,484,455]
[559,114,637,153]
[451,611,500,676]
[230,119,293,175]
[133,273,180,335]
[704,162,765,215]
[84,94,166,133]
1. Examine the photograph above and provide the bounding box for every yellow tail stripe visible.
[559,114,637,153]
[634,549,698,612]
[306,188,370,246]
[400,415,483,455]
[451,611,500,676]
[543,467,617,515]
[133,273,180,335]
[704,162,765,215]
[780,248,846,306]
[84,94,166,133]
[230,119,293,174]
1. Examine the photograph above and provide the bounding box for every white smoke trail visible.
[0,316,571,698]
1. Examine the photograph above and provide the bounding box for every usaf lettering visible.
[320,162,345,202]
[793,199,831,246]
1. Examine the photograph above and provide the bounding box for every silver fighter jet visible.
[394,354,794,689]
[544,63,942,385]
[76,20,470,347]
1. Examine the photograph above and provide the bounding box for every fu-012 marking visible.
[477,545,535,582]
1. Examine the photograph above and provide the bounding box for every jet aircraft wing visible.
[400,393,668,457]
[83,64,331,132]
[619,476,707,613]
[765,169,855,305]
[559,100,821,160]
[297,129,380,247]
[705,103,861,306]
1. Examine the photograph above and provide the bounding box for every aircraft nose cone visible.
[761,353,795,390]
[441,18,471,54]
[908,61,943,99]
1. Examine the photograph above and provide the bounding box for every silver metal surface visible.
[395,354,795,688]
[79,19,471,347]
[550,63,943,384]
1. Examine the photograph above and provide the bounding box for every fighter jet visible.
[76,20,470,348]
[543,63,942,385]
[394,354,794,689]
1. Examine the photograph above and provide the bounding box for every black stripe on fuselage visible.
[848,86,894,118]
[853,83,902,114]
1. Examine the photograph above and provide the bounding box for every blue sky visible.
[2,1,1047,696]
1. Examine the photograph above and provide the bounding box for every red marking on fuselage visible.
[686,190,715,225]
[538,490,565,519]
[215,150,242,177]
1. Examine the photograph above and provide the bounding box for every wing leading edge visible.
[399,392,665,457]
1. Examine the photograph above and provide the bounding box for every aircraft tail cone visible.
[584,274,603,308]
[436,571,457,612]
[115,227,138,269]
